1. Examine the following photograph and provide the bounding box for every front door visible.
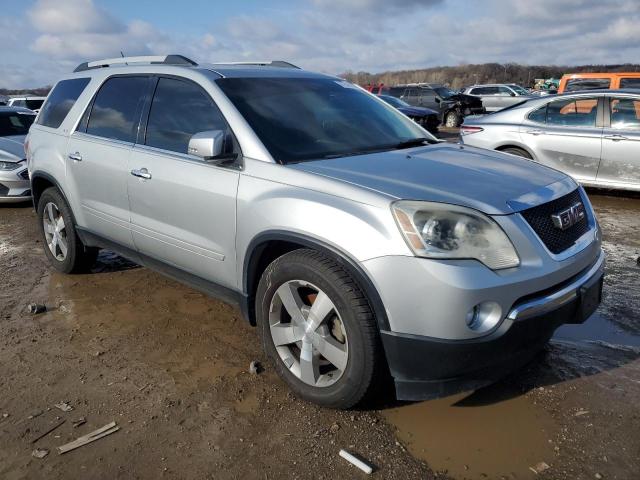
[598,96,640,187]
[65,75,151,248]
[127,76,240,289]
[521,96,603,182]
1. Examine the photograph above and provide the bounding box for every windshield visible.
[509,85,529,95]
[433,87,454,99]
[379,95,409,108]
[216,77,432,163]
[0,111,36,136]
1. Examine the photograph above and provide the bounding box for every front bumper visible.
[0,165,31,202]
[380,251,604,400]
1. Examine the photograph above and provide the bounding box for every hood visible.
[0,135,26,161]
[288,143,570,215]
[399,106,438,116]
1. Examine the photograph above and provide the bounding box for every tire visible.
[500,147,532,159]
[444,110,461,128]
[37,187,98,274]
[256,249,383,409]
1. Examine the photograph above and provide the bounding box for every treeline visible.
[0,87,51,96]
[341,63,640,89]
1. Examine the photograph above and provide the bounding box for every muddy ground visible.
[1,189,639,480]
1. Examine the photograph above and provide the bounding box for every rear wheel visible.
[37,187,98,274]
[256,249,383,409]
[500,147,532,159]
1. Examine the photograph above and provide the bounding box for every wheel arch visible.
[242,230,390,331]
[495,143,536,161]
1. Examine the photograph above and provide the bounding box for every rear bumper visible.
[382,252,605,401]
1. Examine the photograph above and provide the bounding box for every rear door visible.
[520,96,603,182]
[597,95,640,187]
[66,75,151,248]
[127,76,240,289]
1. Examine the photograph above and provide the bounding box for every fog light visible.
[465,301,502,333]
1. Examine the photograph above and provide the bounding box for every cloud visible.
[4,0,640,88]
[312,0,442,10]
[28,0,124,34]
[27,0,167,60]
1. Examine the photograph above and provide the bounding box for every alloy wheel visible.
[269,280,348,388]
[42,202,68,261]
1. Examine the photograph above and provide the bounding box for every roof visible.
[0,106,37,114]
[70,54,335,80]
[561,72,640,79]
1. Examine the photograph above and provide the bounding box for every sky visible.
[1,0,639,88]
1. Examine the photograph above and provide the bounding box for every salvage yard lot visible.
[1,182,639,479]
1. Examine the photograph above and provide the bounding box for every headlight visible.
[392,200,520,270]
[0,160,22,171]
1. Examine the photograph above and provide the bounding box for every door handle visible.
[131,168,152,180]
[604,134,628,141]
[526,130,545,136]
[68,152,82,161]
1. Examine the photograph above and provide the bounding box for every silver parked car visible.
[27,55,604,408]
[461,89,640,192]
[0,106,36,202]
[462,84,533,112]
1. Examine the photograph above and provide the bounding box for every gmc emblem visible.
[551,202,585,230]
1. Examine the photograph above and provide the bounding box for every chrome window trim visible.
[71,130,134,148]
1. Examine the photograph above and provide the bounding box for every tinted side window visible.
[497,86,513,95]
[610,98,640,130]
[86,76,149,143]
[565,78,610,92]
[547,98,598,127]
[12,100,26,108]
[528,105,547,123]
[620,78,640,89]
[37,78,90,129]
[145,78,229,154]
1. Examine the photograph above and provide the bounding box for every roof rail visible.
[73,54,198,72]
[210,60,300,69]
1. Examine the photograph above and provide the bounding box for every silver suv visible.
[27,55,604,408]
[463,84,533,112]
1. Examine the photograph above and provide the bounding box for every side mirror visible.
[435,97,441,103]
[510,92,516,97]
[188,130,226,160]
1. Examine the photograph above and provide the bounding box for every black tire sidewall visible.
[37,188,81,274]
[502,147,532,159]
[256,251,375,408]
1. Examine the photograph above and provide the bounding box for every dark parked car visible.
[377,95,439,134]
[381,83,485,127]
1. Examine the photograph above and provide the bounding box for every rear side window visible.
[565,78,610,92]
[547,98,598,127]
[610,97,640,130]
[86,76,149,143]
[37,78,90,128]
[527,105,547,123]
[145,77,229,154]
[620,78,640,89]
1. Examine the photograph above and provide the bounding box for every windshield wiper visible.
[393,137,433,150]
[317,138,433,160]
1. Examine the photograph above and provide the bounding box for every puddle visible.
[554,312,640,348]
[383,385,556,479]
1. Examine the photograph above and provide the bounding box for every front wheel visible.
[37,187,98,274]
[256,249,383,409]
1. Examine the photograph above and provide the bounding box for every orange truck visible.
[558,72,640,93]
